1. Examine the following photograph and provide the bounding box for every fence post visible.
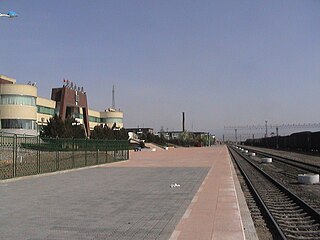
[127,141,130,159]
[107,140,108,163]
[37,135,40,174]
[72,138,75,168]
[56,139,59,171]
[12,135,16,177]
[96,140,99,165]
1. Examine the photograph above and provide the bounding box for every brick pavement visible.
[0,167,208,240]
[0,145,247,240]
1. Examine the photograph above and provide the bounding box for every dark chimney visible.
[182,112,185,132]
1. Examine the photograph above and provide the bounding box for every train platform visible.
[0,145,257,240]
[117,145,257,240]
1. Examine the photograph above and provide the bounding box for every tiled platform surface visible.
[0,145,257,240]
[111,145,255,239]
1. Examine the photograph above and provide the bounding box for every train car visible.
[311,131,320,151]
[244,139,253,146]
[278,135,289,149]
[267,136,278,148]
[289,131,311,151]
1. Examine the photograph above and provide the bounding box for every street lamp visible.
[0,11,18,18]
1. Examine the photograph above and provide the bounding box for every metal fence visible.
[0,135,129,180]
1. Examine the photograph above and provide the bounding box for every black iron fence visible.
[0,135,129,180]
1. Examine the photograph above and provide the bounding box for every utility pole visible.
[276,126,279,149]
[265,120,268,138]
[235,129,238,144]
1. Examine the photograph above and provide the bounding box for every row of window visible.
[0,95,122,122]
[0,95,36,106]
[88,115,98,123]
[0,117,122,130]
[38,110,123,124]
[89,117,123,123]
[0,119,37,130]
[102,117,123,123]
[37,106,55,115]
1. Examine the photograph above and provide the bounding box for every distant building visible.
[0,75,123,136]
[126,128,154,135]
[159,130,212,141]
[159,131,183,140]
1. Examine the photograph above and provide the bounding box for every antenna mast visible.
[112,85,115,109]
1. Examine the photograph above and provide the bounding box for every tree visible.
[41,114,86,139]
[90,125,128,140]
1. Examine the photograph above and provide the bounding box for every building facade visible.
[0,75,123,136]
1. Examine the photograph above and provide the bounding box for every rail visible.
[228,145,320,239]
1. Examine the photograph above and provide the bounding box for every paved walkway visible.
[0,145,248,240]
[120,145,246,240]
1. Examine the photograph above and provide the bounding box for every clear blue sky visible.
[1,1,320,138]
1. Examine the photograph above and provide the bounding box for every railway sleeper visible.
[273,212,309,218]
[252,216,264,221]
[247,202,258,207]
[284,229,320,236]
[261,192,290,197]
[286,233,320,240]
[277,218,316,225]
[271,209,304,215]
[282,224,320,231]
[279,222,320,228]
[269,207,302,213]
[261,193,291,198]
[249,208,260,213]
[263,200,295,205]
[281,224,320,234]
[275,215,312,222]
[262,194,290,199]
[268,206,301,211]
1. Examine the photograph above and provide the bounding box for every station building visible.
[0,75,123,136]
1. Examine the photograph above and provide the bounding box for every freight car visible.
[244,131,320,152]
[311,131,320,151]
[288,131,311,151]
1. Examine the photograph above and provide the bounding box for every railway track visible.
[237,146,320,213]
[241,147,320,174]
[229,146,320,240]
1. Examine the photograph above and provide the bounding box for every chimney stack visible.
[182,112,185,132]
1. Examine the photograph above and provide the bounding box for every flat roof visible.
[0,75,16,84]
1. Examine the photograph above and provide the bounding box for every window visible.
[101,117,123,123]
[88,116,101,123]
[1,119,36,130]
[37,106,55,115]
[72,113,83,119]
[0,95,36,106]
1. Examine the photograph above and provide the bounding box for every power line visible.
[224,122,320,131]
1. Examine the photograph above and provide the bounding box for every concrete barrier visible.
[298,174,319,184]
[261,157,272,163]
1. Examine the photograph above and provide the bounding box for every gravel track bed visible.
[230,147,320,239]
[240,146,320,213]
